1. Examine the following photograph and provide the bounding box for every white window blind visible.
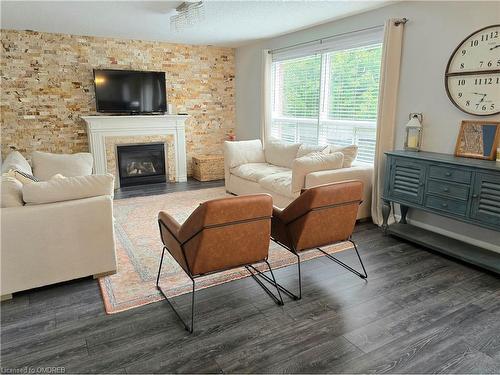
[271,29,383,164]
[271,55,321,144]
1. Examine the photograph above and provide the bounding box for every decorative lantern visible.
[404,113,423,151]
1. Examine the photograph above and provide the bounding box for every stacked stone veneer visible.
[0,30,235,175]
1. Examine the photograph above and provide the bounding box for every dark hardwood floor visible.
[1,207,499,372]
[114,178,225,199]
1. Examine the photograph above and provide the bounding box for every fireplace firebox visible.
[116,143,166,187]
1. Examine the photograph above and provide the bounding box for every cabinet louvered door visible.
[388,158,426,204]
[470,173,500,229]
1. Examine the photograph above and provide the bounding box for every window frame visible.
[270,28,384,164]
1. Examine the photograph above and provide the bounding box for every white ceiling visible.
[0,1,389,47]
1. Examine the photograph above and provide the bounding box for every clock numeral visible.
[476,104,492,111]
[447,26,500,115]
[479,61,493,68]
[474,77,495,85]
[481,31,498,41]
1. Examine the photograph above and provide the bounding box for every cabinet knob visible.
[441,203,448,208]
[443,187,449,192]
[445,172,452,177]
[472,194,478,199]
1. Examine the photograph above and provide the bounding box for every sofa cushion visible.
[297,144,329,158]
[1,151,32,175]
[23,174,114,205]
[224,140,265,169]
[330,145,358,168]
[31,151,93,181]
[259,171,293,198]
[291,152,344,193]
[265,140,301,168]
[230,163,289,183]
[1,175,24,207]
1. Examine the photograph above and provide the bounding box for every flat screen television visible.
[93,69,167,114]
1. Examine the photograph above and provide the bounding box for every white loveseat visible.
[1,151,117,299]
[224,139,373,219]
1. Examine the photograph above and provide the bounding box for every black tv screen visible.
[93,69,167,114]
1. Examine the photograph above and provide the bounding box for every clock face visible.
[445,25,500,116]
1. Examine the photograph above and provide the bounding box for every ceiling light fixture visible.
[170,1,205,32]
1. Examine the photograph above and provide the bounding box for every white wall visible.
[235,1,500,251]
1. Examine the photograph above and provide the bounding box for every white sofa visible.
[1,151,117,299]
[224,139,373,219]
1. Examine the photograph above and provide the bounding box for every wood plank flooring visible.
[114,178,225,199]
[1,222,499,373]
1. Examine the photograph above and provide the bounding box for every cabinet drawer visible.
[425,195,468,216]
[429,165,471,184]
[427,179,469,201]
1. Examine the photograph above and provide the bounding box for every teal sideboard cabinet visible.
[382,150,500,274]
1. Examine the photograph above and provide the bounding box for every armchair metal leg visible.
[156,246,196,333]
[245,260,284,306]
[317,240,367,279]
[296,253,302,300]
[246,255,301,301]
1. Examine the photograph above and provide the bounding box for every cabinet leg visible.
[400,205,409,224]
[381,200,391,234]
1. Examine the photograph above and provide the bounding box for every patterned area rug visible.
[99,187,352,314]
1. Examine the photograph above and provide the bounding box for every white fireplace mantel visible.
[81,114,188,183]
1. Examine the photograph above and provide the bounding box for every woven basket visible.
[192,154,225,181]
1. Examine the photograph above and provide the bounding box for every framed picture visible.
[455,120,500,160]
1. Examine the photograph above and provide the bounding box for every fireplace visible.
[116,143,166,187]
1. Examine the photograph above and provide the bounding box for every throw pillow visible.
[1,151,32,175]
[1,175,24,207]
[50,174,66,180]
[297,144,329,158]
[291,152,344,193]
[265,140,301,168]
[5,169,40,184]
[224,140,265,169]
[23,174,114,205]
[31,151,93,181]
[330,145,358,168]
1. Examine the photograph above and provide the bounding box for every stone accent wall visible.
[0,30,235,175]
[104,135,176,188]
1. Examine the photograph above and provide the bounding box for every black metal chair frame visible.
[156,217,284,333]
[264,200,368,300]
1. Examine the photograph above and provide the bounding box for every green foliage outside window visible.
[328,45,382,121]
[276,44,382,121]
[278,55,321,118]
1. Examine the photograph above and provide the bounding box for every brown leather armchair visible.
[269,180,367,300]
[156,193,283,333]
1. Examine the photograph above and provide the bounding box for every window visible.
[271,35,383,164]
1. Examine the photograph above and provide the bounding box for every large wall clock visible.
[445,24,500,116]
